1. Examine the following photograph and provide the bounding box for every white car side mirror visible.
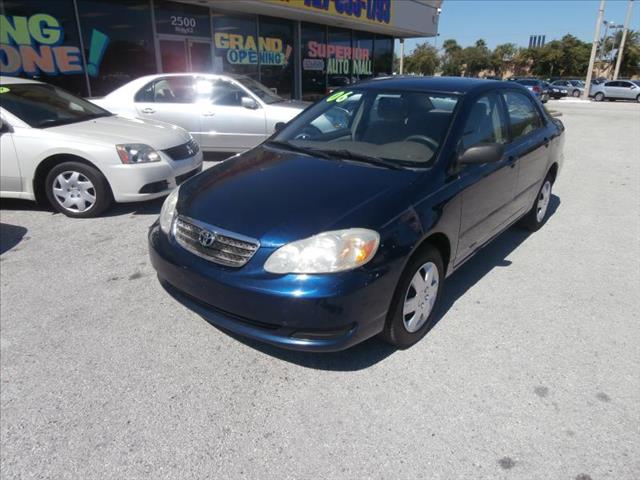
[241,96,259,110]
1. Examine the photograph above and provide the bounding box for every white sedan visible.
[92,73,308,153]
[0,77,202,218]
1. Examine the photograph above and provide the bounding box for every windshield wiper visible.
[265,140,332,159]
[320,149,403,170]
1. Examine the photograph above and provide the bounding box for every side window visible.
[502,91,542,140]
[210,80,246,107]
[134,77,195,104]
[461,93,508,150]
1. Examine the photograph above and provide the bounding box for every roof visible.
[0,76,40,85]
[356,76,509,95]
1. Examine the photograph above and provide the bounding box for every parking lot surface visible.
[1,100,639,480]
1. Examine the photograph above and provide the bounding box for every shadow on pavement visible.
[0,223,28,255]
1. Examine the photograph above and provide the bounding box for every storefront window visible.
[0,0,88,96]
[327,27,352,92]
[78,0,156,96]
[258,16,293,99]
[154,0,210,38]
[301,23,326,102]
[211,13,258,80]
[373,35,393,77]
[352,31,374,83]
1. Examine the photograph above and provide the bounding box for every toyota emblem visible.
[198,229,216,247]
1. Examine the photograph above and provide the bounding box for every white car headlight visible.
[159,187,179,234]
[264,229,380,274]
[116,144,161,164]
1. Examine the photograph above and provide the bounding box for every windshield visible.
[0,83,111,128]
[273,89,459,168]
[235,76,284,104]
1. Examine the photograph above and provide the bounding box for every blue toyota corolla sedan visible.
[149,77,565,352]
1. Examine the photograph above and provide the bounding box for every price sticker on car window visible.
[0,87,10,94]
[327,91,353,103]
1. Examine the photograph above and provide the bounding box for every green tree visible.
[440,38,463,76]
[461,39,491,77]
[612,30,640,78]
[404,42,440,75]
[491,43,518,78]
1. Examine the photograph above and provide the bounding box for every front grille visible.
[173,216,259,268]
[163,138,200,161]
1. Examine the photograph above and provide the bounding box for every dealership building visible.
[0,0,440,100]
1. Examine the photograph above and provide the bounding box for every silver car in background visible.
[92,74,308,153]
[590,80,640,102]
[550,80,584,98]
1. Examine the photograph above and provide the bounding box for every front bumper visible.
[148,223,392,352]
[106,151,203,202]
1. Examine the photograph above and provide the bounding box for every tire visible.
[380,245,444,349]
[636,94,640,103]
[572,89,580,97]
[519,174,553,231]
[45,161,112,218]
[594,92,605,102]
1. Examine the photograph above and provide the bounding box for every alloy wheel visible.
[52,171,97,213]
[536,180,552,223]
[403,262,439,333]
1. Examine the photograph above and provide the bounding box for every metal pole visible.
[614,0,634,80]
[583,0,606,100]
[399,39,404,75]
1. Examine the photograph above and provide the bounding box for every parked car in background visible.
[149,77,565,351]
[513,79,549,103]
[543,81,568,100]
[0,77,202,218]
[550,79,584,98]
[590,80,640,102]
[92,74,307,154]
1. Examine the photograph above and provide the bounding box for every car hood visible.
[178,144,419,247]
[47,115,191,149]
[269,99,310,110]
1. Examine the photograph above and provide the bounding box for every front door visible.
[455,92,517,264]
[159,37,212,73]
[195,77,267,151]
[0,126,21,194]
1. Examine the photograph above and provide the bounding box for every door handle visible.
[141,107,155,114]
[202,111,216,117]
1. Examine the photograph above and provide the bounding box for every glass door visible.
[188,40,212,72]
[160,39,188,72]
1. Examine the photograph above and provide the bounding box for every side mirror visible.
[241,96,259,109]
[458,143,504,165]
[274,122,286,133]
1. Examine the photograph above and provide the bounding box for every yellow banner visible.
[275,0,392,26]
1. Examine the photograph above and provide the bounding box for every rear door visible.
[501,90,550,215]
[133,76,201,142]
[455,92,516,263]
[196,77,267,151]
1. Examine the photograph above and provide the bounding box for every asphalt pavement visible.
[1,100,639,480]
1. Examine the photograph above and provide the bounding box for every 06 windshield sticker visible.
[326,91,353,103]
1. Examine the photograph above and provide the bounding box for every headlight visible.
[264,229,380,274]
[116,144,161,164]
[159,187,179,234]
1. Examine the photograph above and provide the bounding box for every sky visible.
[395,0,640,54]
